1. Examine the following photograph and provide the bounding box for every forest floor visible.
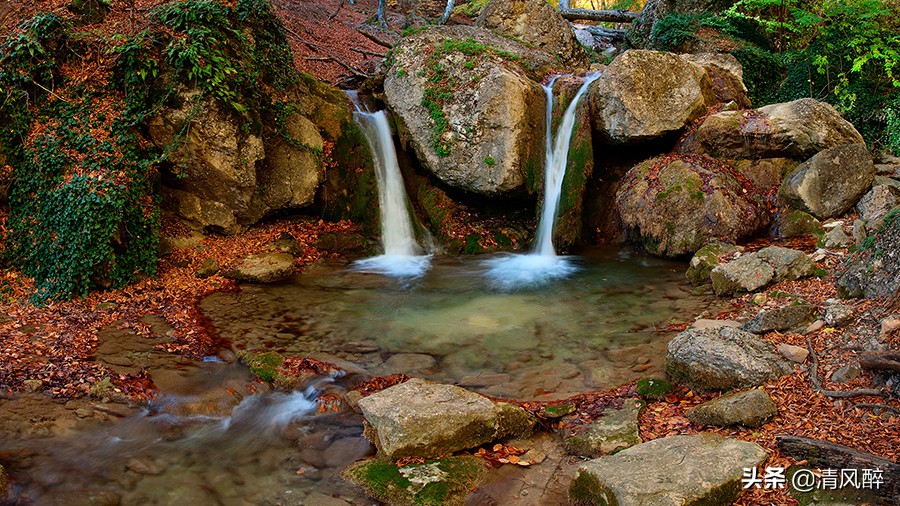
[1,1,898,505]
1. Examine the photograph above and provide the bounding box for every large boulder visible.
[357,378,535,460]
[709,246,816,295]
[615,155,768,257]
[152,75,365,234]
[695,98,865,160]
[857,183,900,229]
[476,0,589,69]
[681,52,750,108]
[666,326,793,391]
[384,26,551,195]
[590,50,715,144]
[778,144,875,220]
[150,90,265,234]
[837,211,900,299]
[569,433,768,506]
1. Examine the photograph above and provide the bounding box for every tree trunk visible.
[559,8,639,23]
[376,0,386,28]
[439,0,455,25]
[776,436,900,504]
[859,350,900,373]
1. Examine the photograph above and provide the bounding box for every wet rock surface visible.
[563,399,644,457]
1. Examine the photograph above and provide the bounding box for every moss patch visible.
[237,350,285,382]
[635,377,673,400]
[343,456,487,506]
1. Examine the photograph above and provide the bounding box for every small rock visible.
[563,399,644,458]
[881,318,900,341]
[742,304,818,334]
[75,408,93,418]
[343,456,486,506]
[97,302,119,311]
[520,447,546,465]
[751,293,768,305]
[853,219,868,244]
[634,377,673,400]
[223,252,295,283]
[857,184,900,228]
[540,404,575,419]
[270,232,303,257]
[686,242,742,286]
[341,341,380,353]
[23,379,43,392]
[804,319,827,335]
[194,257,219,278]
[686,389,778,427]
[777,343,809,363]
[821,226,852,248]
[690,319,741,330]
[824,303,855,327]
[831,362,862,383]
[302,492,352,506]
[125,457,166,476]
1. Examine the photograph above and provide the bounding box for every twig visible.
[350,47,386,58]
[806,337,886,399]
[845,403,900,416]
[357,27,395,49]
[329,0,344,20]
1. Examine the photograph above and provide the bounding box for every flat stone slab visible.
[563,399,644,458]
[358,378,535,460]
[569,433,769,506]
[223,252,294,283]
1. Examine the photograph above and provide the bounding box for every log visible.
[776,436,900,504]
[559,8,639,23]
[859,350,900,373]
[584,26,627,40]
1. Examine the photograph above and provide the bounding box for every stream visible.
[0,247,718,505]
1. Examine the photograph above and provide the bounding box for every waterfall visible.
[484,72,601,289]
[347,93,432,278]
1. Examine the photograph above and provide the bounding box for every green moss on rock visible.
[635,377,673,400]
[343,456,487,506]
[237,350,284,382]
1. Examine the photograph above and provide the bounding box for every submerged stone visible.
[358,378,535,460]
[343,456,487,506]
[569,433,769,506]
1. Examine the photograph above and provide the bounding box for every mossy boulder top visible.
[384,26,552,196]
[476,0,590,70]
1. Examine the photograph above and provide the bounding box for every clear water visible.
[485,73,601,290]
[202,247,714,400]
[0,247,715,505]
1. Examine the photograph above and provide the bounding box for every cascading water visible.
[347,92,432,278]
[485,72,602,290]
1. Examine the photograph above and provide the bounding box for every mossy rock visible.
[686,242,741,286]
[541,403,576,419]
[563,399,645,458]
[775,209,824,239]
[495,402,537,439]
[343,456,487,506]
[237,350,284,383]
[635,377,673,400]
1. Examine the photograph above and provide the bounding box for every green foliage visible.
[419,37,522,157]
[483,156,495,166]
[0,0,300,301]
